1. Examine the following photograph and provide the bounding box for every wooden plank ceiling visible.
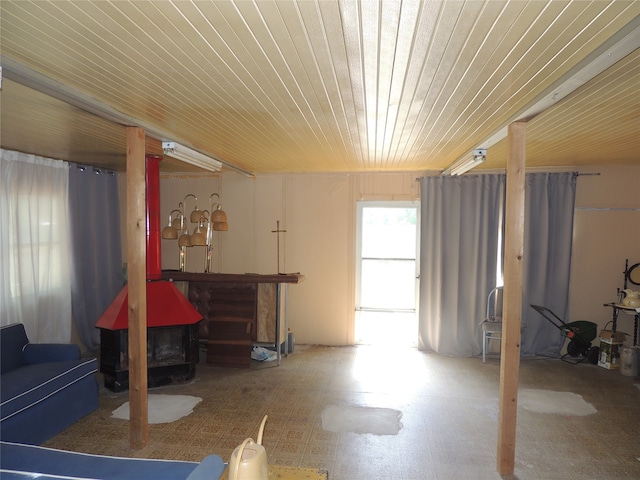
[1,0,638,174]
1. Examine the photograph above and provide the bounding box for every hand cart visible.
[530,304,599,364]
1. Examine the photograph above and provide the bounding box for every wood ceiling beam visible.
[0,56,253,177]
[444,14,640,173]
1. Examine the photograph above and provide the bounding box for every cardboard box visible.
[598,330,627,370]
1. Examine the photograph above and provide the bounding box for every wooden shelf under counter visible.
[161,271,305,367]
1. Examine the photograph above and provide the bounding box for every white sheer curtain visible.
[0,149,72,343]
[418,174,505,356]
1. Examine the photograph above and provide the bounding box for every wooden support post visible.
[126,126,148,449]
[497,121,526,475]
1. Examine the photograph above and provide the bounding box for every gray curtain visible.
[418,171,577,358]
[68,164,123,351]
[521,172,578,356]
[418,174,505,356]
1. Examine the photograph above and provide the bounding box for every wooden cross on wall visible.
[271,220,287,274]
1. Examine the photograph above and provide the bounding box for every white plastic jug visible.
[228,415,268,480]
[620,346,639,377]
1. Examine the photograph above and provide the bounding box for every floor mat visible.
[518,389,596,416]
[321,405,402,435]
[220,465,328,479]
[111,394,202,424]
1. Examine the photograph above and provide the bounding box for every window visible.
[1,150,72,342]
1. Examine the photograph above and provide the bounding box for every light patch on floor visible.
[111,394,202,424]
[474,402,499,421]
[518,389,596,416]
[321,405,403,435]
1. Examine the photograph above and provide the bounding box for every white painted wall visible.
[155,165,639,347]
[568,165,640,342]
[159,171,421,345]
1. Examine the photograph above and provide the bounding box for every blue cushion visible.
[0,359,98,421]
[185,455,227,480]
[0,472,85,479]
[23,343,81,364]
[0,324,29,374]
[0,441,225,480]
[0,472,59,479]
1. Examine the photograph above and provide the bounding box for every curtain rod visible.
[75,164,115,176]
[416,171,601,181]
[575,207,640,211]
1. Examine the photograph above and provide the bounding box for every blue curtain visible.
[521,172,578,356]
[68,164,123,351]
[418,174,505,356]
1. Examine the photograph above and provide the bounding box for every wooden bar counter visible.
[161,271,304,367]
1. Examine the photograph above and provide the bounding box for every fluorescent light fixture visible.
[1,56,255,175]
[443,149,486,176]
[162,142,222,172]
[442,16,640,173]
[475,16,640,152]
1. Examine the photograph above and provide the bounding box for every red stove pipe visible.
[146,154,162,280]
[96,152,203,331]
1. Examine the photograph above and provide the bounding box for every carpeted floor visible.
[45,344,640,480]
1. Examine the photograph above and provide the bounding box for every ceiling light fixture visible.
[440,16,640,175]
[474,16,640,152]
[162,142,223,172]
[443,149,487,176]
[2,57,253,177]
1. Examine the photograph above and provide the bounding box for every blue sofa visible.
[0,323,99,444]
[0,441,226,479]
